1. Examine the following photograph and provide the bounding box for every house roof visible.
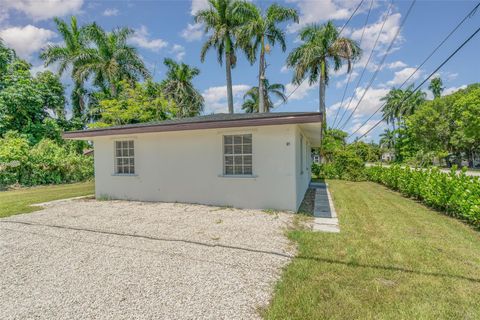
[63,112,322,139]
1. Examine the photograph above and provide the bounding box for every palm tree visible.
[74,23,150,97]
[40,17,88,118]
[194,0,253,114]
[381,85,425,129]
[428,77,443,99]
[287,21,361,123]
[379,128,395,150]
[161,58,204,117]
[242,80,287,113]
[237,3,298,113]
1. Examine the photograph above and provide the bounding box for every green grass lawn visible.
[0,181,94,218]
[265,180,480,319]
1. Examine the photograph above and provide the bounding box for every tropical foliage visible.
[366,165,480,227]
[241,80,287,113]
[237,3,298,112]
[287,21,361,119]
[160,58,204,117]
[195,0,253,113]
[428,76,444,99]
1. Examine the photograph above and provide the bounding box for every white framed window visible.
[223,134,252,175]
[114,140,135,175]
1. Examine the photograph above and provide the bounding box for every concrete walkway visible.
[310,182,339,233]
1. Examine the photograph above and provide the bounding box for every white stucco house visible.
[64,112,322,212]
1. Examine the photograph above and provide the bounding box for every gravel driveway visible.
[0,199,295,320]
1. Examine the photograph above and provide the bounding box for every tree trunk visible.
[319,60,326,125]
[258,40,266,113]
[225,51,234,114]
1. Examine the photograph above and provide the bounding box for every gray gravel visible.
[0,199,295,320]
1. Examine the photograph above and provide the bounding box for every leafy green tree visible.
[0,58,66,143]
[0,38,16,80]
[320,128,348,162]
[75,23,150,97]
[40,17,89,119]
[160,58,204,117]
[90,81,178,127]
[195,0,253,114]
[237,3,298,112]
[428,77,444,99]
[242,80,287,113]
[287,21,361,121]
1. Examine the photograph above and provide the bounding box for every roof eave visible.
[63,113,322,140]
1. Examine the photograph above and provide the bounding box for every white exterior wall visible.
[294,126,312,210]
[92,124,309,211]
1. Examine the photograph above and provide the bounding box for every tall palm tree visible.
[74,23,150,97]
[242,79,287,113]
[40,17,88,118]
[379,128,395,150]
[161,58,204,117]
[428,77,444,99]
[237,3,298,112]
[195,0,253,114]
[287,21,361,123]
[381,85,425,129]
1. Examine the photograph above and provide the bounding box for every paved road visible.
[366,163,480,177]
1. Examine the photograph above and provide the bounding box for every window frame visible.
[222,133,253,177]
[113,140,136,176]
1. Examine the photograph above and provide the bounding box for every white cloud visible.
[181,23,204,42]
[329,86,390,127]
[385,60,407,70]
[103,8,119,16]
[386,67,422,87]
[0,25,55,59]
[287,0,359,33]
[129,26,168,52]
[2,0,83,21]
[171,44,186,61]
[202,84,251,113]
[280,65,289,73]
[335,71,359,88]
[443,85,467,96]
[285,81,315,101]
[190,0,210,15]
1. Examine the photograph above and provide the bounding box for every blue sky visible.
[0,0,479,142]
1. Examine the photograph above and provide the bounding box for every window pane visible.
[225,156,233,165]
[122,141,128,148]
[224,145,233,154]
[117,166,124,174]
[234,166,243,175]
[244,166,252,175]
[129,166,135,174]
[224,136,233,144]
[225,166,233,175]
[244,155,252,165]
[243,135,252,144]
[116,141,121,149]
[129,141,134,148]
[234,145,242,154]
[234,156,242,165]
[243,144,252,154]
[129,148,134,156]
[234,136,242,144]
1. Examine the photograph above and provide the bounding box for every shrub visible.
[311,162,321,177]
[316,148,366,181]
[0,132,93,188]
[365,165,480,227]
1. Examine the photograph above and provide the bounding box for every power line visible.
[332,0,374,128]
[276,0,365,108]
[334,0,393,129]
[337,0,416,130]
[348,1,480,138]
[352,24,480,141]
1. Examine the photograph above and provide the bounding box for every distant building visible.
[312,154,320,164]
[381,151,395,162]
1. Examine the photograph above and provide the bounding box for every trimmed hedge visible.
[365,165,480,227]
